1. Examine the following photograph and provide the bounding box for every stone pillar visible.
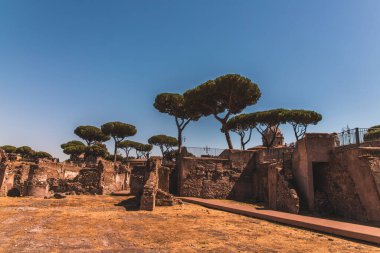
[139,158,160,211]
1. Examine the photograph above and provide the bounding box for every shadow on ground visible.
[115,196,140,211]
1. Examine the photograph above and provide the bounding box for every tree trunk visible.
[178,128,183,154]
[241,136,245,150]
[224,130,233,149]
[293,125,299,141]
[160,146,165,158]
[113,141,117,163]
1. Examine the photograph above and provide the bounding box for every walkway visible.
[180,197,380,245]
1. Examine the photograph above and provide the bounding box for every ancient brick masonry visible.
[0,155,130,197]
[178,149,300,213]
[268,163,299,214]
[140,168,158,211]
[178,150,299,204]
[48,168,102,195]
[130,157,181,211]
[292,133,380,224]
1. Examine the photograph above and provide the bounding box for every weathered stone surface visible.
[275,168,299,214]
[130,165,146,196]
[179,150,265,201]
[156,189,182,206]
[130,158,181,211]
[47,168,102,195]
[157,166,170,192]
[0,156,131,197]
[140,169,157,211]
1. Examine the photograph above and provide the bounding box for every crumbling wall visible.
[292,133,335,211]
[0,158,129,197]
[99,160,127,195]
[179,157,234,199]
[320,148,380,223]
[130,165,146,196]
[268,164,300,214]
[155,189,181,206]
[130,158,181,210]
[0,162,31,196]
[178,150,258,201]
[140,169,158,211]
[158,166,170,192]
[251,161,270,203]
[48,168,102,195]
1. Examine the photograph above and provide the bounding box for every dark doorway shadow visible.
[115,196,140,211]
[7,188,21,197]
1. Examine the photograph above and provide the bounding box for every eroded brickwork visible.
[0,156,130,197]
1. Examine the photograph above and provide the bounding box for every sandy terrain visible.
[0,195,378,252]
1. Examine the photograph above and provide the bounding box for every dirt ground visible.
[0,196,378,253]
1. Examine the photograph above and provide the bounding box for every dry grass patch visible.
[0,196,378,252]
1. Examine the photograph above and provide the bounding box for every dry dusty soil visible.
[0,195,379,252]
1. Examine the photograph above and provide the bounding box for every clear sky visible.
[1,1,380,160]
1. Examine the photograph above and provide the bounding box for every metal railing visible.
[182,146,225,158]
[335,128,380,147]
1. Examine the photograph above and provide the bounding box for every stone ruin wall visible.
[130,165,146,196]
[0,156,130,197]
[178,157,233,199]
[291,133,380,224]
[268,163,299,214]
[314,148,380,223]
[179,150,263,201]
[129,158,181,211]
[178,150,299,211]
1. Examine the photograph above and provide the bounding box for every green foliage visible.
[119,140,152,159]
[33,151,52,159]
[364,125,380,142]
[85,143,109,158]
[368,125,380,131]
[0,145,17,154]
[101,122,137,140]
[61,140,86,160]
[154,93,200,120]
[250,109,288,127]
[61,140,86,149]
[119,140,142,159]
[184,74,261,116]
[101,121,137,162]
[148,135,178,147]
[247,109,288,148]
[119,140,141,149]
[135,143,153,159]
[148,135,177,158]
[154,93,200,151]
[105,154,124,162]
[74,125,110,145]
[16,146,35,158]
[225,114,257,150]
[285,110,322,140]
[184,74,261,149]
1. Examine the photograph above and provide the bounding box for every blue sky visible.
[1,1,380,160]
